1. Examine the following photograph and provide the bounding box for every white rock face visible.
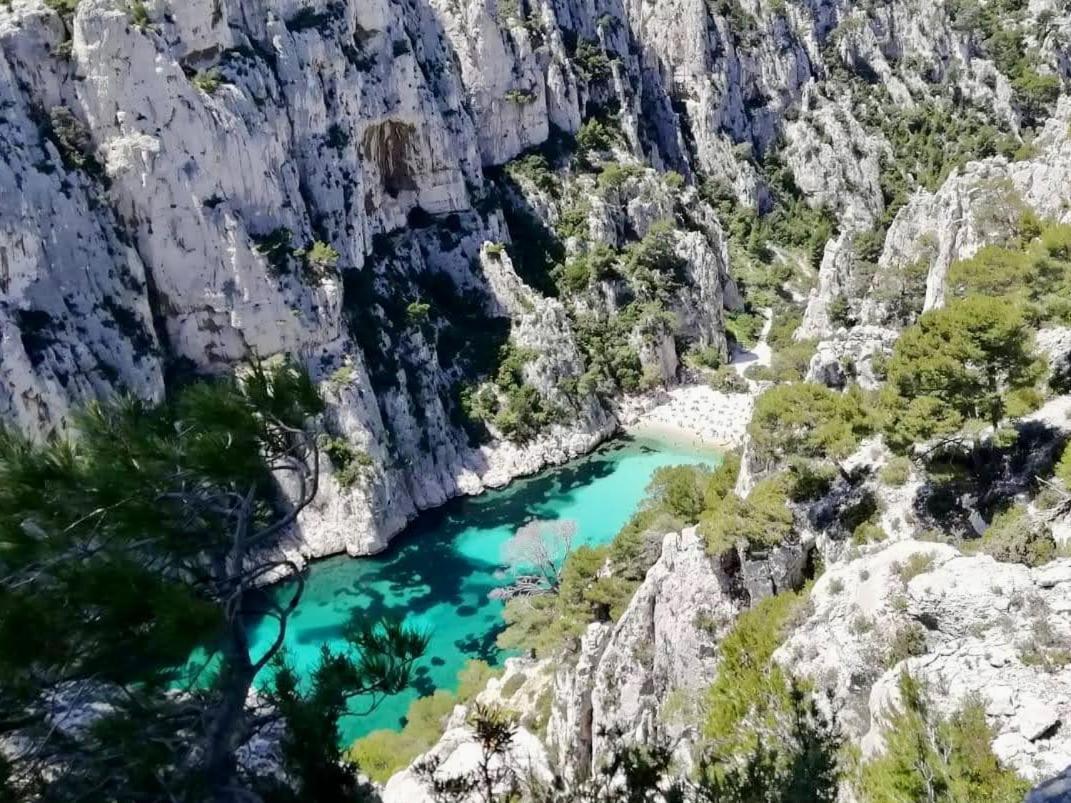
[547,527,739,778]
[778,541,1071,783]
[881,97,1071,315]
[382,724,553,803]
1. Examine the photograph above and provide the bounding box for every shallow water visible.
[245,435,719,744]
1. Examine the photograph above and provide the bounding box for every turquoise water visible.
[245,435,718,743]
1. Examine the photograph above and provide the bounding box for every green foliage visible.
[707,366,749,393]
[348,689,456,782]
[1056,442,1071,488]
[0,360,432,800]
[191,69,222,94]
[748,383,872,469]
[701,150,837,270]
[946,222,1071,327]
[44,0,79,17]
[347,729,415,784]
[859,673,1030,802]
[786,458,837,502]
[884,623,928,668]
[267,620,428,801]
[856,95,1018,226]
[597,162,644,196]
[896,552,936,583]
[505,153,558,195]
[882,296,1042,444]
[306,240,341,270]
[556,244,618,294]
[643,464,712,522]
[871,258,931,326]
[405,300,431,325]
[456,659,503,703]
[703,590,808,757]
[1012,70,1061,123]
[703,452,740,507]
[979,504,1056,567]
[575,118,618,156]
[620,223,687,301]
[252,226,296,274]
[318,435,373,488]
[462,342,562,443]
[497,458,719,656]
[46,106,105,177]
[724,310,764,349]
[573,312,644,396]
[573,40,612,81]
[769,337,818,383]
[701,474,794,555]
[685,344,724,371]
[879,456,913,487]
[127,0,151,28]
[504,88,536,105]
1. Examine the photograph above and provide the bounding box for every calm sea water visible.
[244,435,718,743]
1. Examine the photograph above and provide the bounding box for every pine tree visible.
[0,360,426,802]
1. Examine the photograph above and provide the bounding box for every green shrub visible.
[786,458,837,502]
[701,474,794,555]
[882,296,1042,446]
[880,456,913,487]
[306,240,340,268]
[724,311,764,348]
[687,345,724,371]
[744,364,777,382]
[703,589,807,754]
[192,69,222,94]
[47,106,104,176]
[576,118,617,155]
[770,338,818,382]
[347,690,456,781]
[556,245,618,294]
[318,436,373,488]
[707,366,749,393]
[128,0,151,27]
[505,153,558,195]
[252,227,296,274]
[504,88,535,105]
[597,162,644,195]
[884,623,928,668]
[748,383,872,469]
[980,505,1056,567]
[852,521,886,545]
[348,729,419,782]
[859,673,1029,802]
[701,452,740,505]
[456,659,502,702]
[497,456,723,656]
[44,0,79,17]
[573,40,612,81]
[896,552,936,583]
[643,464,712,522]
[1056,443,1071,488]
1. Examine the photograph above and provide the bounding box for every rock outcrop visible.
[777,541,1071,783]
[547,526,739,778]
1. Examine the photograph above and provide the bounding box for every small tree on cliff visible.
[0,359,426,803]
[492,519,577,599]
[882,296,1042,449]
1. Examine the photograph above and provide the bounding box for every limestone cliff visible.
[4,0,1065,561]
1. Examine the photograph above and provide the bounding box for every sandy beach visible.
[626,384,755,449]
